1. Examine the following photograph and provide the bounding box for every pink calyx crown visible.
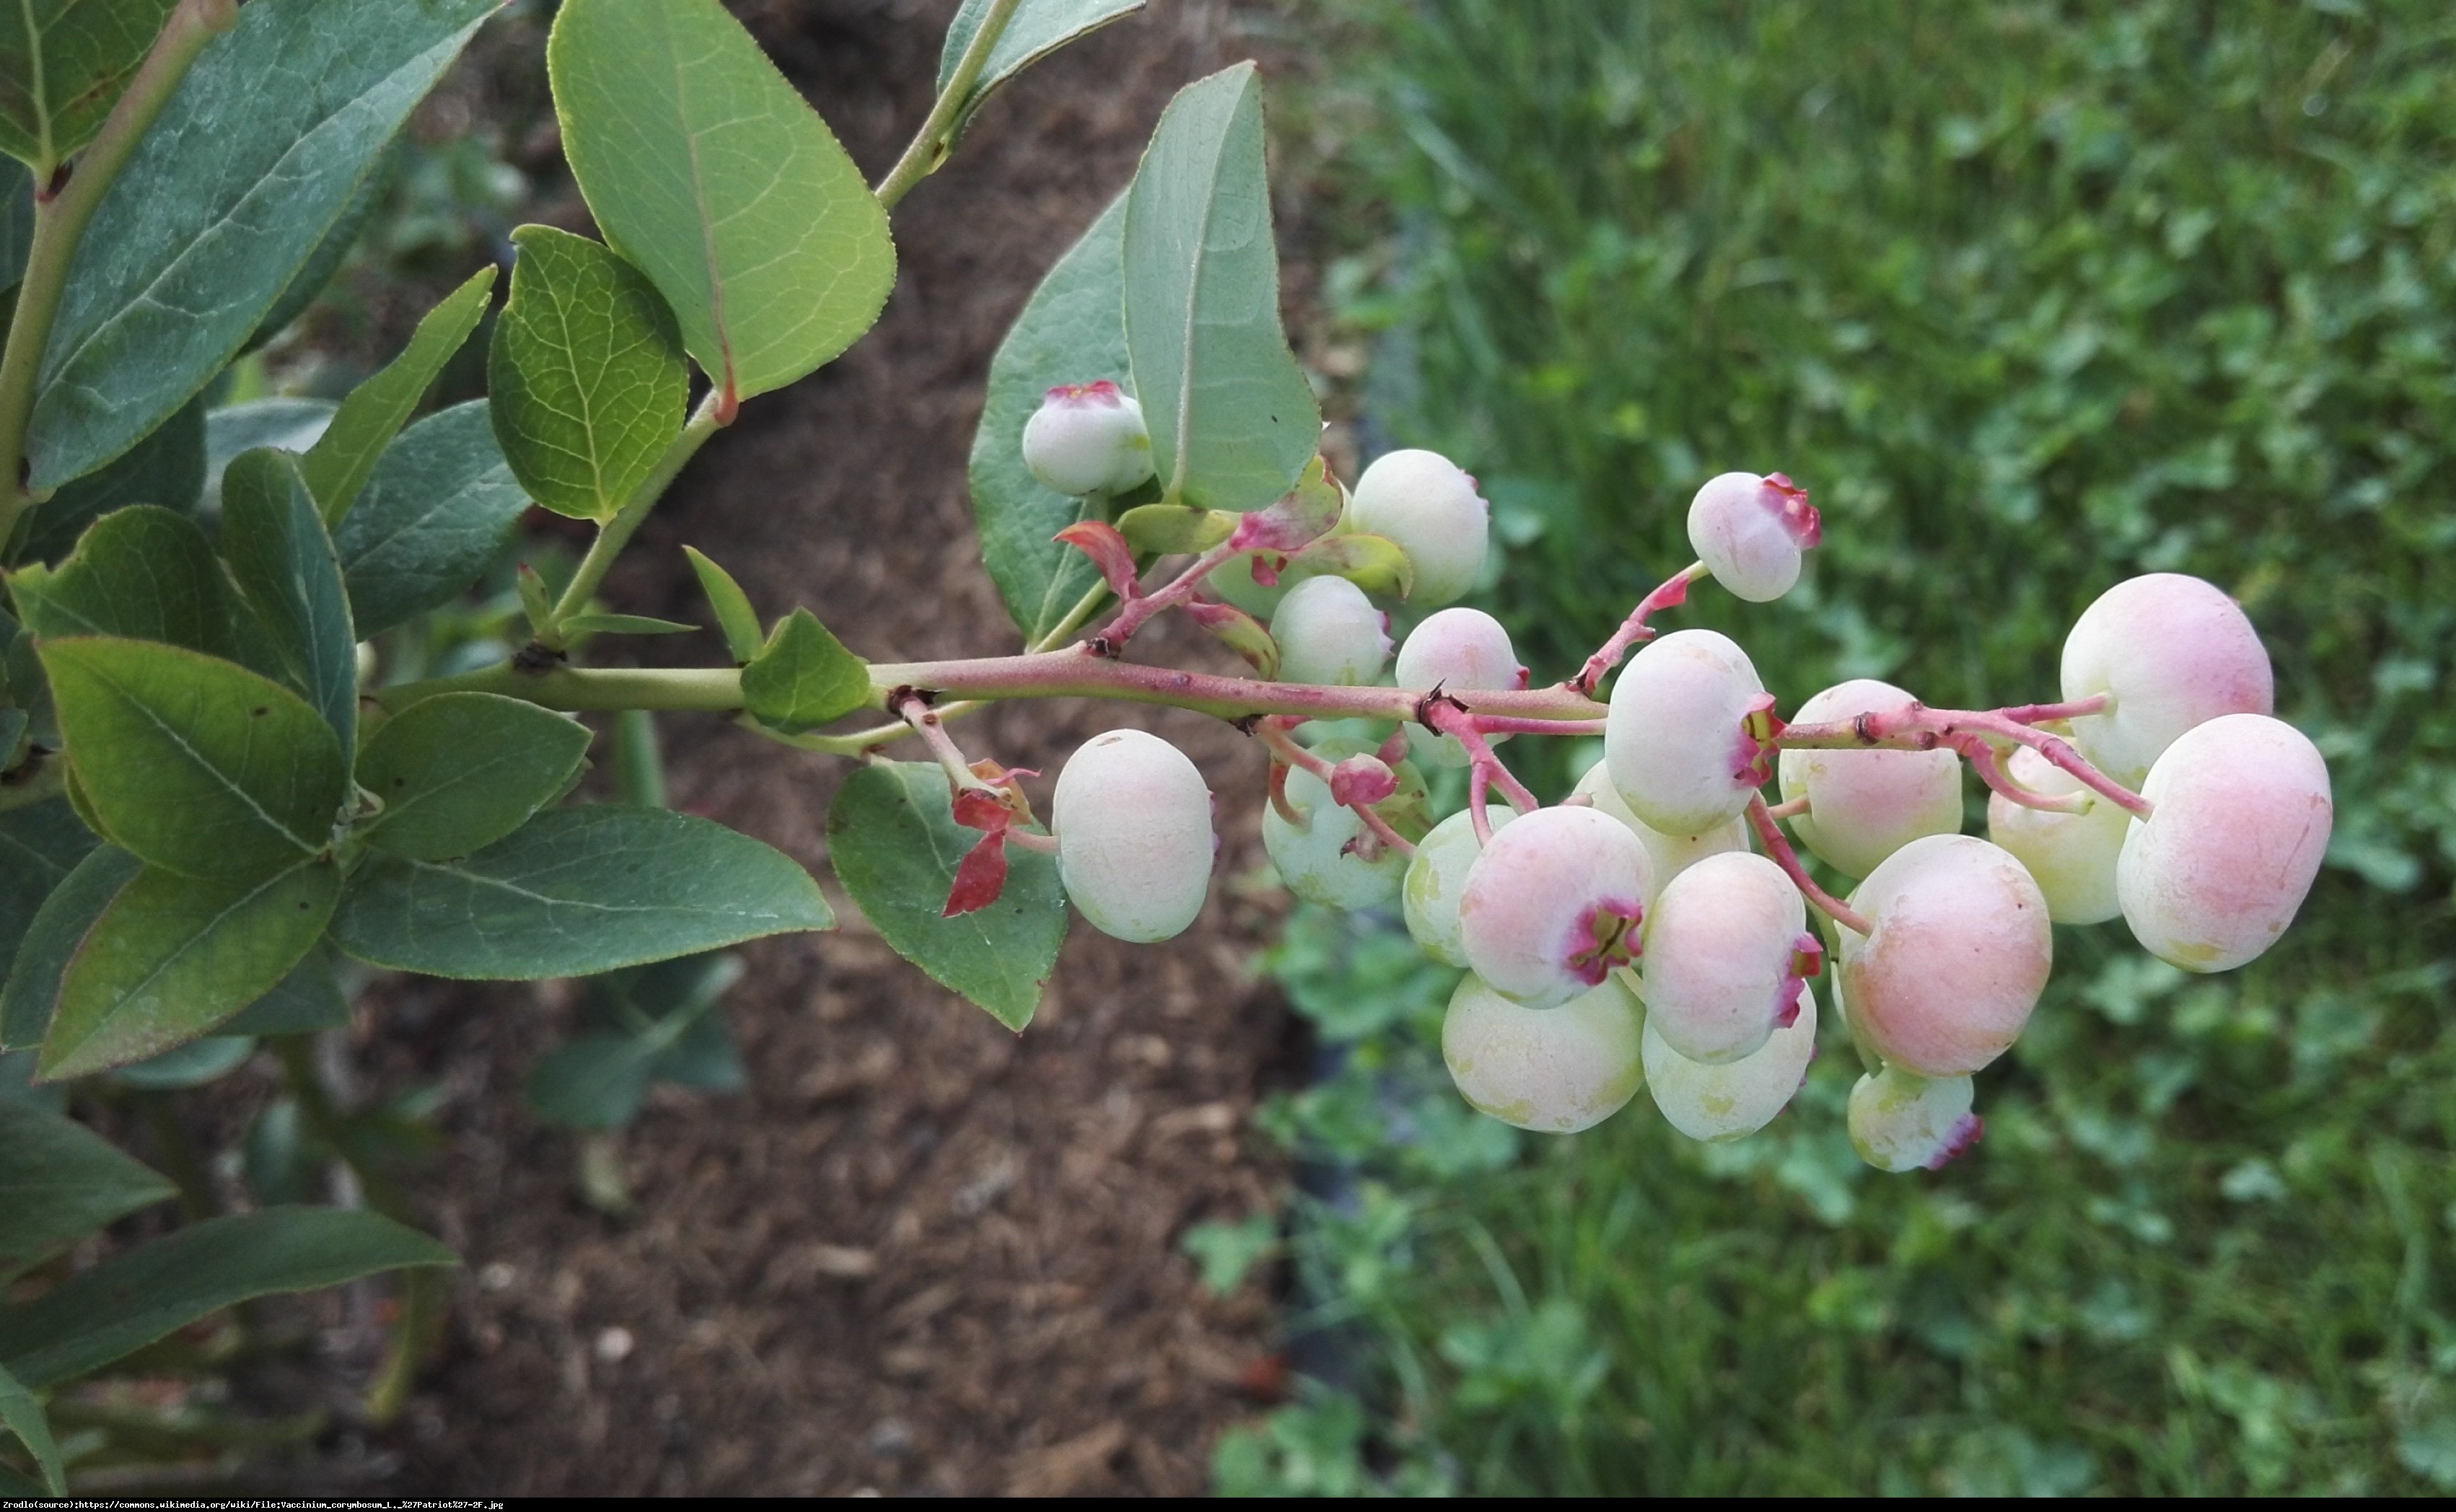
[1044,378,1128,407]
[1762,472,1820,550]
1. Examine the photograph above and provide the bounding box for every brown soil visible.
[350,2,1306,1496]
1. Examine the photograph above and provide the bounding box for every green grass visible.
[1218,0,2456,1495]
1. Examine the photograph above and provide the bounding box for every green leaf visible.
[28,0,499,489]
[562,612,696,638]
[354,692,589,862]
[0,1206,452,1390]
[10,504,232,656]
[219,941,348,1038]
[0,844,135,1052]
[1118,501,1235,555]
[300,264,496,526]
[203,398,336,511]
[825,762,1065,1030]
[938,0,1146,139]
[1297,531,1413,599]
[333,401,531,638]
[39,638,344,881]
[332,805,832,980]
[0,0,177,173]
[530,951,739,1128]
[524,1030,657,1131]
[40,858,337,1080]
[1123,63,1320,512]
[968,192,1124,641]
[0,1356,63,1495]
[1180,1213,1278,1296]
[0,800,95,994]
[219,449,356,756]
[740,608,869,734]
[547,0,896,405]
[0,1095,170,1270]
[0,157,29,291]
[488,225,685,522]
[247,143,395,351]
[683,546,763,663]
[22,395,205,566]
[106,1034,252,1091]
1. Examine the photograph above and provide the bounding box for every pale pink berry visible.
[1986,745,2128,926]
[1644,980,1817,1143]
[1776,678,1963,879]
[1395,607,1525,769]
[1271,575,1392,686]
[1053,729,1214,942]
[2060,572,2273,785]
[1442,972,1644,1133]
[1840,833,2051,1078]
[1685,470,1818,602]
[1847,1066,1982,1172]
[1457,806,1653,1010]
[1347,448,1489,607]
[1022,379,1155,496]
[1639,851,1818,1065]
[1602,628,1771,834]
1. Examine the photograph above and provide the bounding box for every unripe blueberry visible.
[1846,1065,1981,1172]
[2059,572,2273,786]
[1639,850,1815,1065]
[1022,379,1154,497]
[1053,728,1214,942]
[1260,740,1427,910]
[1602,628,1771,834]
[1442,972,1644,1133]
[1271,575,1392,687]
[1776,678,1962,879]
[1570,758,1747,905]
[1346,448,1489,607]
[1685,471,1818,603]
[1457,805,1653,1009]
[1393,607,1525,769]
[1985,745,2127,926]
[1403,804,1519,967]
[1841,834,2051,1078]
[2117,712,2331,973]
[1644,980,1817,1143]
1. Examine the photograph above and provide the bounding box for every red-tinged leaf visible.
[1185,597,1279,677]
[1228,456,1343,553]
[943,830,1010,916]
[952,787,1016,832]
[1248,553,1287,588]
[1053,520,1141,599]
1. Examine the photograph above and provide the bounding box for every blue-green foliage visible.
[1222,0,2456,1495]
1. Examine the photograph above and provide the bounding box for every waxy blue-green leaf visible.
[204,399,336,508]
[0,0,177,173]
[333,806,831,980]
[219,449,356,756]
[488,226,684,522]
[0,1094,170,1271]
[0,844,134,1052]
[28,0,499,489]
[104,1034,252,1091]
[247,144,395,351]
[219,942,348,1039]
[23,396,204,565]
[527,954,742,1130]
[40,858,336,1080]
[1117,502,1235,555]
[39,638,344,881]
[0,157,29,290]
[1123,63,1318,513]
[968,191,1126,641]
[0,1206,452,1389]
[563,612,696,638]
[0,800,94,998]
[682,546,763,663]
[354,692,589,863]
[741,608,869,734]
[301,264,495,526]
[825,762,1066,1031]
[0,1356,63,1495]
[333,401,530,637]
[548,0,895,404]
[937,0,1145,138]
[9,504,230,656]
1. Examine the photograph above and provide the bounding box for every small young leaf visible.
[30,0,501,490]
[488,227,685,522]
[561,612,698,638]
[300,264,496,525]
[0,800,96,995]
[334,402,532,638]
[333,806,832,980]
[220,449,358,757]
[204,398,338,508]
[0,846,137,1053]
[1183,597,1278,677]
[0,1096,172,1271]
[970,192,1126,641]
[40,859,339,1081]
[548,0,896,405]
[0,1207,453,1390]
[354,693,591,862]
[22,396,206,566]
[1117,502,1236,556]
[0,0,178,173]
[10,505,234,656]
[826,762,1066,1031]
[741,609,869,733]
[1294,531,1413,600]
[39,638,346,882]
[0,1356,64,1495]
[683,546,763,663]
[219,943,350,1039]
[514,563,554,638]
[525,1031,659,1131]
[1123,64,1320,512]
[105,1035,254,1091]
[937,0,1146,139]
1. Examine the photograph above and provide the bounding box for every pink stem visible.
[1997,694,2109,725]
[1949,733,2090,816]
[1005,830,1058,855]
[1468,761,1495,845]
[1089,540,1239,651]
[1426,703,1541,815]
[1255,718,1417,857]
[1467,714,1609,738]
[1763,795,1808,821]
[1747,794,1873,936]
[1776,703,2151,819]
[895,693,993,794]
[1570,560,1709,695]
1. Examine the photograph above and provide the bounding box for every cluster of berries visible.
[1017,384,2330,1172]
